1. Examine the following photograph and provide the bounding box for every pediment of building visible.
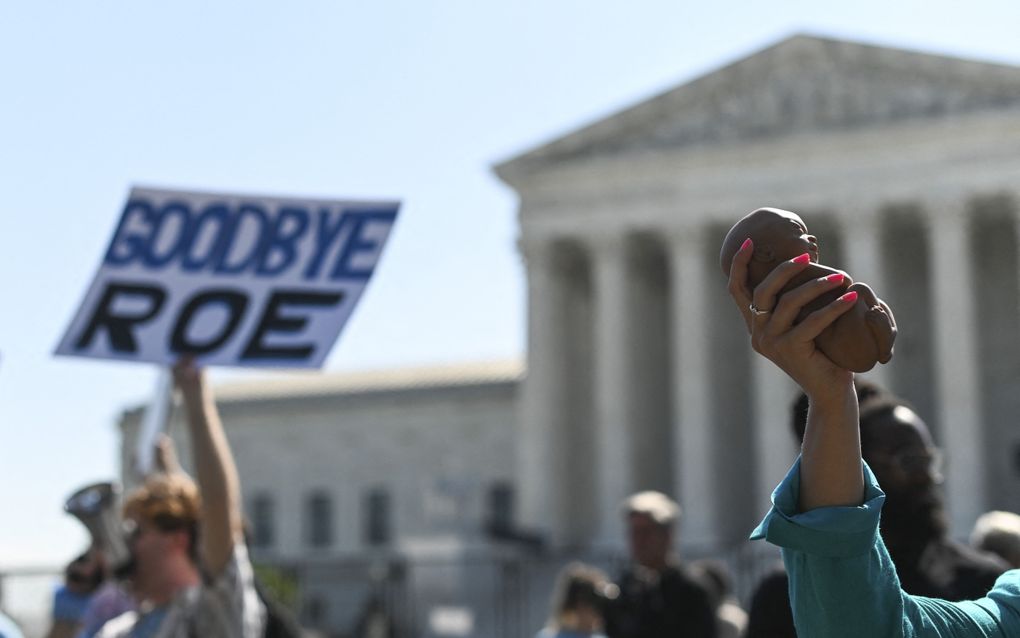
[497,34,1020,178]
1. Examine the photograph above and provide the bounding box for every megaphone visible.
[64,482,132,575]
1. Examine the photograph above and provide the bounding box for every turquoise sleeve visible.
[751,457,1017,638]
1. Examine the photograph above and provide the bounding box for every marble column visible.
[836,207,892,388]
[751,356,798,517]
[518,238,572,544]
[926,201,986,537]
[667,228,717,549]
[590,233,636,546]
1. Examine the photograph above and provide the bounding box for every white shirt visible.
[97,544,265,638]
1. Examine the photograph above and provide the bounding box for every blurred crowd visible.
[2,368,1019,638]
[533,379,1020,638]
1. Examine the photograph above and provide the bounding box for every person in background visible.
[793,386,1008,600]
[745,564,796,638]
[95,358,265,638]
[971,510,1020,569]
[76,436,184,638]
[75,577,134,638]
[45,548,104,638]
[748,378,1009,636]
[603,491,717,638]
[536,563,618,638]
[688,559,747,638]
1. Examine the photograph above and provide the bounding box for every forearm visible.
[799,379,864,511]
[759,461,1005,638]
[182,380,241,571]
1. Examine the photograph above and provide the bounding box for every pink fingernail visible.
[825,273,844,284]
[741,238,752,251]
[793,253,811,265]
[839,291,858,303]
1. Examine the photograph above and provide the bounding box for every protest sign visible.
[56,186,399,368]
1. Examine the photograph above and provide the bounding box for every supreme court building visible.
[110,32,1020,637]
[496,33,1020,551]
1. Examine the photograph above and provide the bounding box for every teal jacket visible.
[752,457,1020,637]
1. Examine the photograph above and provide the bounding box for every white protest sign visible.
[56,186,399,368]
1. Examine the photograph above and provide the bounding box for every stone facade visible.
[496,33,1020,552]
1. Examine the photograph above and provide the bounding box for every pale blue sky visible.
[4,1,1020,567]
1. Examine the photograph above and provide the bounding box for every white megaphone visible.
[64,481,132,575]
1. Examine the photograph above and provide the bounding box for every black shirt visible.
[605,563,717,638]
[893,537,1009,601]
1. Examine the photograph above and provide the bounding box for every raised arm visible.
[727,238,863,510]
[729,239,1016,637]
[173,358,242,576]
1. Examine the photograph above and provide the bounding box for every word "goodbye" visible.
[104,198,399,281]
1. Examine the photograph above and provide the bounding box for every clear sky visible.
[5,0,1020,568]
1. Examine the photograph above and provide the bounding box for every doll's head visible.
[720,208,819,286]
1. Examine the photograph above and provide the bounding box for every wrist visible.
[804,374,856,412]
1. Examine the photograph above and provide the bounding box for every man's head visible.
[550,562,618,631]
[791,384,946,542]
[689,559,734,610]
[971,511,1020,568]
[122,473,202,593]
[859,397,946,539]
[621,491,679,570]
[64,547,104,595]
[720,208,819,284]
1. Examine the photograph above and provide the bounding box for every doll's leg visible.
[849,282,897,363]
